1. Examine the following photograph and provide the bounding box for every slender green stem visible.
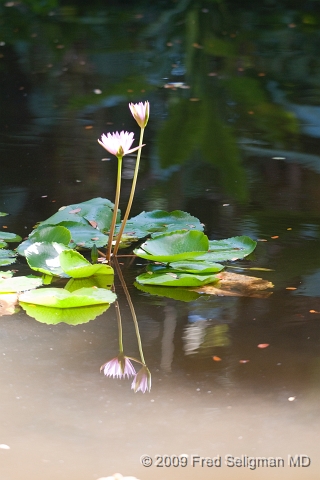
[114,258,146,365]
[106,155,123,262]
[114,300,123,353]
[113,128,145,256]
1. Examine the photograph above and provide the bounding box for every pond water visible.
[1,1,320,479]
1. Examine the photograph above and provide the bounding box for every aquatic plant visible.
[98,130,145,262]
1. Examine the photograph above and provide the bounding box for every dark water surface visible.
[1,1,320,479]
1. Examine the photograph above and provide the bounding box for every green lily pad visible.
[134,282,203,302]
[59,222,109,249]
[39,197,119,232]
[19,286,117,308]
[17,225,71,256]
[0,276,42,293]
[25,242,71,276]
[59,250,113,278]
[0,231,22,246]
[195,236,257,262]
[0,249,17,266]
[167,260,224,273]
[115,210,204,241]
[20,303,110,325]
[0,241,7,248]
[134,230,209,262]
[64,275,114,292]
[136,271,218,287]
[0,212,8,217]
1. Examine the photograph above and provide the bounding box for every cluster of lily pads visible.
[0,197,256,323]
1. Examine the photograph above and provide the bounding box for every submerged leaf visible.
[0,293,18,316]
[193,271,273,297]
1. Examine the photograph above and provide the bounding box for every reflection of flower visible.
[129,101,150,128]
[100,354,136,378]
[131,365,151,393]
[98,131,143,157]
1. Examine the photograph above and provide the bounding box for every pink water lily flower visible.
[100,354,136,378]
[98,131,144,157]
[129,101,150,128]
[131,365,151,393]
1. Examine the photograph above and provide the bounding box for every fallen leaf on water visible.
[286,287,297,290]
[271,236,279,239]
[193,272,273,298]
[69,208,81,214]
[309,310,320,314]
[257,343,269,349]
[89,220,98,228]
[239,359,250,364]
[0,293,18,316]
[212,356,222,362]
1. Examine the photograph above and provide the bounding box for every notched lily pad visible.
[115,210,204,242]
[39,197,119,232]
[19,286,117,308]
[134,230,209,262]
[196,236,257,262]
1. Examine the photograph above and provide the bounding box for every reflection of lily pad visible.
[25,242,71,276]
[20,303,110,325]
[0,276,42,293]
[134,230,209,262]
[19,287,116,308]
[134,282,203,302]
[136,271,218,287]
[59,250,113,278]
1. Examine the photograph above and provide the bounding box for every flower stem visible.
[113,127,145,256]
[114,258,146,365]
[114,300,123,353]
[106,155,123,262]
